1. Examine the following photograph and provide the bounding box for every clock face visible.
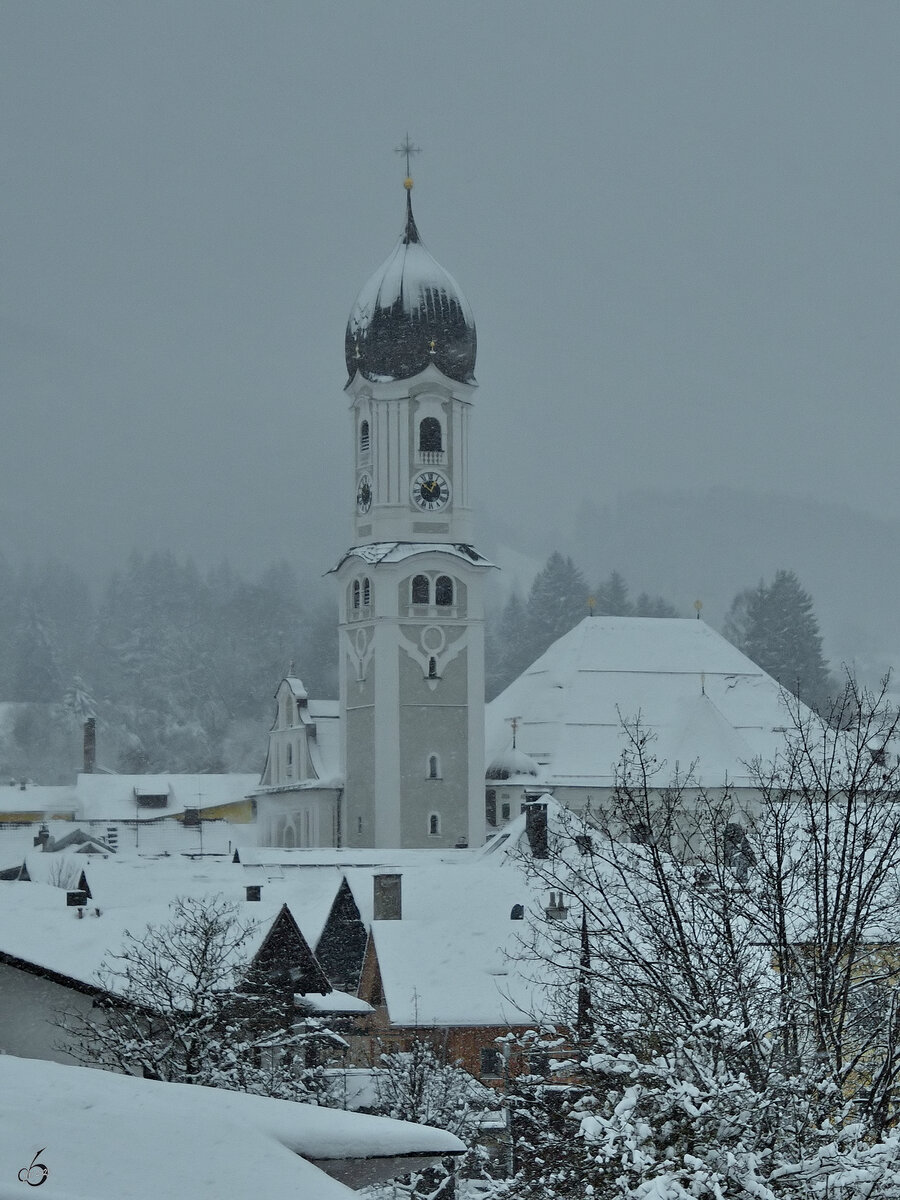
[411,471,450,511]
[356,474,372,514]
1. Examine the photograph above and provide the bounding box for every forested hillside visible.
[0,553,336,783]
[0,549,834,783]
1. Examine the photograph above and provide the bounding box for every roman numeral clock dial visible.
[411,470,451,511]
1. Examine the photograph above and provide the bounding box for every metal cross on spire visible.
[395,133,422,180]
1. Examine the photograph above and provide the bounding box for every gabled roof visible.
[486,617,813,789]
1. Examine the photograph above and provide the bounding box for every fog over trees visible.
[0,546,841,783]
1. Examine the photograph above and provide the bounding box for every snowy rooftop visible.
[0,1056,463,1200]
[348,857,557,1026]
[486,617,813,789]
[0,781,77,815]
[71,772,258,821]
[330,541,493,572]
[0,844,357,993]
[370,915,548,1027]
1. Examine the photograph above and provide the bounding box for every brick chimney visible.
[373,873,402,921]
[83,718,96,774]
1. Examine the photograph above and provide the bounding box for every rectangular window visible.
[480,1047,503,1078]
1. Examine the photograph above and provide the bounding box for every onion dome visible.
[346,183,476,385]
[486,746,539,781]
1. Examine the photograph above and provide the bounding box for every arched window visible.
[428,755,440,779]
[485,789,497,827]
[429,813,441,836]
[359,420,370,452]
[363,577,371,606]
[412,575,429,604]
[286,744,293,766]
[428,657,438,679]
[352,580,360,609]
[435,575,453,606]
[419,417,442,453]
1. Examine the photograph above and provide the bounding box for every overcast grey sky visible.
[2,2,899,587]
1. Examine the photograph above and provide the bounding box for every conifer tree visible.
[725,569,833,710]
[593,569,632,616]
[525,552,589,656]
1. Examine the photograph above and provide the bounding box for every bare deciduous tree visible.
[56,894,343,1102]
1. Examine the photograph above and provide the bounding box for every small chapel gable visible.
[259,677,315,788]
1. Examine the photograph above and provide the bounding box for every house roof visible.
[368,916,548,1027]
[0,1055,463,1200]
[0,781,77,815]
[72,772,259,820]
[0,850,330,995]
[486,616,812,789]
[348,856,558,1027]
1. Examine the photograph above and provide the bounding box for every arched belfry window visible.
[412,575,429,605]
[429,813,441,836]
[352,580,360,609]
[428,754,440,779]
[419,417,442,453]
[428,657,438,679]
[359,420,370,453]
[435,576,453,606]
[363,577,371,606]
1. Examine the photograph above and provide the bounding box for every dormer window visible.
[412,575,429,605]
[419,417,442,453]
[435,576,453,606]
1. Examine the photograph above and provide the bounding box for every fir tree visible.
[593,569,632,616]
[725,569,833,710]
[526,553,589,656]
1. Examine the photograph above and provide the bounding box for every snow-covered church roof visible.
[486,616,813,790]
[344,184,476,385]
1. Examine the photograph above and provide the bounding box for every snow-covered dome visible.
[485,746,539,781]
[345,186,476,385]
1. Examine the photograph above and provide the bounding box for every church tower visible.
[333,173,491,850]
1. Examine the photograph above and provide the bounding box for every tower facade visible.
[334,181,491,850]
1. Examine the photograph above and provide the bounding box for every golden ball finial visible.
[404,176,414,190]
